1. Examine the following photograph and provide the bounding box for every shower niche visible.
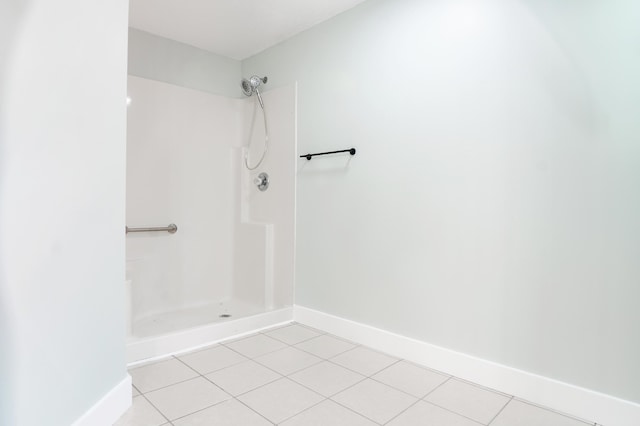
[125,76,295,362]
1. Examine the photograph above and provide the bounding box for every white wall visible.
[128,28,242,98]
[243,0,640,404]
[0,1,129,425]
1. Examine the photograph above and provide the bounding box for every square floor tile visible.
[491,399,592,426]
[145,377,231,420]
[424,379,510,424]
[205,360,281,396]
[264,324,322,345]
[295,334,357,359]
[172,399,272,426]
[178,345,247,374]
[372,361,449,397]
[224,334,288,358]
[330,346,398,376]
[254,346,322,375]
[130,358,199,393]
[238,378,324,423]
[331,378,417,424]
[114,395,167,426]
[132,385,140,397]
[281,399,377,426]
[387,400,482,426]
[290,361,365,397]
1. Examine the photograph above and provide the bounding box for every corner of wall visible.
[72,376,132,426]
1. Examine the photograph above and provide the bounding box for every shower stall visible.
[125,75,296,362]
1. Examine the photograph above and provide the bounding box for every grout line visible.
[365,360,453,400]
[369,358,403,377]
[452,376,513,399]
[203,364,283,399]
[260,328,325,346]
[176,347,250,373]
[146,355,237,423]
[221,335,293,358]
[273,376,326,400]
[291,338,359,360]
[363,360,457,401]
[232,375,287,399]
[233,396,277,425]
[140,393,172,425]
[402,358,454,378]
[381,397,423,425]
[217,330,332,379]
[276,397,331,425]
[222,348,286,378]
[168,398,232,423]
[232,375,329,424]
[131,383,142,398]
[419,399,489,425]
[328,396,384,425]
[322,352,398,380]
[220,344,291,378]
[171,355,206,376]
[137,375,201,395]
[487,396,513,425]
[296,370,370,399]
[421,376,452,399]
[322,358,424,426]
[264,357,325,377]
[367,375,437,401]
[209,352,338,421]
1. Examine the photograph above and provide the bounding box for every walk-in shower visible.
[125,76,296,362]
[242,75,269,170]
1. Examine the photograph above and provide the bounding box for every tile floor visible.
[116,323,597,426]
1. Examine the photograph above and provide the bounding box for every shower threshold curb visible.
[126,307,293,365]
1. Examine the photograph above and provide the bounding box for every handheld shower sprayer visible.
[241,75,268,108]
[241,75,269,170]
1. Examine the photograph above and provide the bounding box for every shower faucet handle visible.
[254,172,269,192]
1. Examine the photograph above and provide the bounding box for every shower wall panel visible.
[126,76,241,322]
[234,84,297,310]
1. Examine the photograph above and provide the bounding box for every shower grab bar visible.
[125,223,178,234]
[300,148,356,160]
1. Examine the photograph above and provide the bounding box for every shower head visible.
[250,75,267,89]
[241,78,252,96]
[241,75,268,97]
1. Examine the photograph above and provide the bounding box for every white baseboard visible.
[294,305,640,426]
[72,374,132,426]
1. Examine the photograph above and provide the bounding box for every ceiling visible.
[129,0,369,61]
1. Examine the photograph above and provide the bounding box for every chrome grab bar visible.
[125,223,178,234]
